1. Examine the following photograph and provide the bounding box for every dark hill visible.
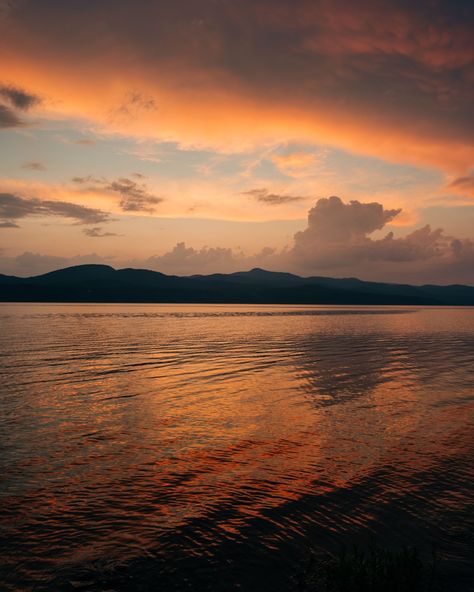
[0,264,473,305]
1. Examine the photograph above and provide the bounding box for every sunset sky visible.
[1,0,473,283]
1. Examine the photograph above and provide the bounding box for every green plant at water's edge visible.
[296,543,440,592]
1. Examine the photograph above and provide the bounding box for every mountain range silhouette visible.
[1,264,473,305]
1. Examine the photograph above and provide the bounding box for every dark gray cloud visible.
[0,83,41,128]
[21,160,46,171]
[243,188,305,205]
[0,84,40,110]
[0,192,111,227]
[83,226,119,238]
[0,104,22,128]
[1,0,472,164]
[72,175,162,213]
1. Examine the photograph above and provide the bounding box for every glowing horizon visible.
[1,0,473,283]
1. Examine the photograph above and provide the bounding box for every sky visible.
[0,0,473,283]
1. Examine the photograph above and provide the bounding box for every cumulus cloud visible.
[293,196,401,247]
[72,175,162,213]
[243,188,306,205]
[146,242,235,273]
[138,242,280,276]
[1,194,473,284]
[0,244,276,277]
[289,196,474,283]
[0,192,111,227]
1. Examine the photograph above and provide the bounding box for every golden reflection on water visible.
[0,304,473,591]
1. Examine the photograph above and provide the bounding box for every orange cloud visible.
[271,150,328,177]
[0,0,472,173]
[448,173,474,197]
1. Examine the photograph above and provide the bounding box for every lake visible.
[1,304,473,591]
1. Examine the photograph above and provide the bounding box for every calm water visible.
[0,304,473,591]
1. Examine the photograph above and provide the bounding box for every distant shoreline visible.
[1,264,473,306]
[1,301,472,307]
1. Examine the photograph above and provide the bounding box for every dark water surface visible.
[1,304,473,591]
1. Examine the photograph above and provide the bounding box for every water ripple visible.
[0,304,473,591]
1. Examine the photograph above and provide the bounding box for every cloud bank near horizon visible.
[1,196,473,284]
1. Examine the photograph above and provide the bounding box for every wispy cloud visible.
[72,175,163,213]
[0,192,111,227]
[83,226,120,238]
[21,161,46,171]
[243,188,306,205]
[449,173,474,196]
